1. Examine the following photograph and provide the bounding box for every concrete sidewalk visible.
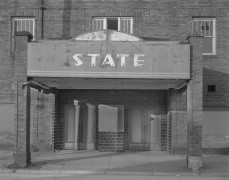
[0,150,229,177]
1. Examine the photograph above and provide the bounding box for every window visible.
[207,85,216,92]
[192,18,216,55]
[13,18,35,40]
[92,17,133,34]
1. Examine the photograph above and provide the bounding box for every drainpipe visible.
[40,0,46,39]
[26,84,31,165]
[16,81,23,148]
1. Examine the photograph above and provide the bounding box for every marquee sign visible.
[72,54,145,67]
[27,38,190,79]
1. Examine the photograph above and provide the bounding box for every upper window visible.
[13,18,35,40]
[92,17,133,34]
[192,18,216,55]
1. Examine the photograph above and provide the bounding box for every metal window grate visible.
[120,18,132,34]
[192,20,214,38]
[92,18,105,31]
[192,18,216,55]
[92,17,133,34]
[14,18,35,40]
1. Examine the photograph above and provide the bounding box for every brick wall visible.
[202,109,229,154]
[0,0,229,162]
[167,88,187,154]
[203,135,229,154]
[0,103,15,150]
[160,115,167,151]
[99,132,124,152]
[56,89,167,150]
[30,88,55,152]
[0,0,229,107]
[0,1,40,103]
[13,33,55,166]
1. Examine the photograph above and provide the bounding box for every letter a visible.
[102,54,115,66]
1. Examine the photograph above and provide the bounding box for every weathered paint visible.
[72,53,145,67]
[28,32,190,79]
[73,31,142,42]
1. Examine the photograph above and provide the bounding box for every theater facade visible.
[13,29,203,170]
[1,0,229,172]
[28,31,190,152]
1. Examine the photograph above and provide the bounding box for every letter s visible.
[72,54,83,66]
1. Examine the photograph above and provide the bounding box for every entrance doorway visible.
[64,106,76,149]
[128,108,161,151]
[64,105,87,150]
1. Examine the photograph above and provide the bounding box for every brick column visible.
[86,103,96,150]
[53,88,59,150]
[186,34,204,171]
[13,32,33,167]
[74,100,80,150]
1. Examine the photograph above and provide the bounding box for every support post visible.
[74,100,80,150]
[13,32,33,167]
[86,103,96,150]
[186,34,204,172]
[150,115,160,151]
[13,82,31,167]
[25,84,31,165]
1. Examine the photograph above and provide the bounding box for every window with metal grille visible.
[92,17,133,34]
[192,18,216,55]
[13,18,35,40]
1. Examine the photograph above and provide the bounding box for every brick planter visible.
[98,132,124,152]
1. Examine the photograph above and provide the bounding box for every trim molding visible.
[28,71,190,79]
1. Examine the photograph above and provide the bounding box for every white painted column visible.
[150,115,160,151]
[74,100,80,150]
[86,103,96,150]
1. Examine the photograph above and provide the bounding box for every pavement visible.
[0,150,229,177]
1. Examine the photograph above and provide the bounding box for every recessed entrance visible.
[128,108,161,151]
[64,105,94,150]
[64,106,76,149]
[60,89,166,151]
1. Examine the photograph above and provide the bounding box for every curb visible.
[60,170,105,175]
[1,168,229,177]
[106,170,153,176]
[13,169,106,175]
[200,172,229,177]
[16,169,61,174]
[0,169,15,173]
[0,168,198,176]
[152,172,199,176]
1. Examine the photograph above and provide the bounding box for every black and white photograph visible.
[0,0,228,180]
